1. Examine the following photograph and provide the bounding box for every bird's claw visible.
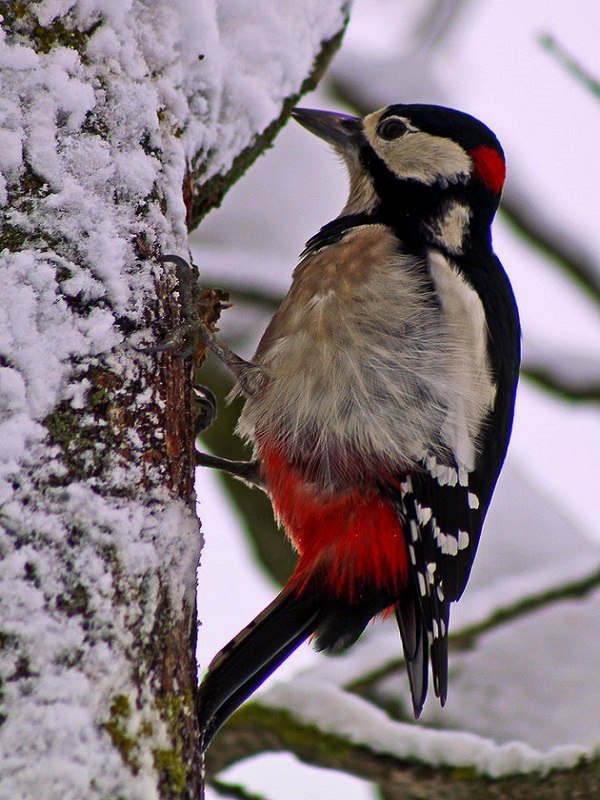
[138,255,266,398]
[136,254,213,359]
[193,384,218,434]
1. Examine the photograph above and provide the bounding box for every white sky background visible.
[192,1,600,797]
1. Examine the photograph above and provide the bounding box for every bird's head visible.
[292,104,505,243]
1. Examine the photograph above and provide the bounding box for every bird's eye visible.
[377,117,409,140]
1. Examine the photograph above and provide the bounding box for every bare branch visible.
[211,779,269,800]
[539,34,600,99]
[521,362,600,404]
[499,192,600,306]
[414,0,473,54]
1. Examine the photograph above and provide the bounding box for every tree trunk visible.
[0,3,347,798]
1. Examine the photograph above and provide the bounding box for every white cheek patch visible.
[379,132,472,186]
[363,112,472,187]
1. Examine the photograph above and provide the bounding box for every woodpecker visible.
[194,104,520,751]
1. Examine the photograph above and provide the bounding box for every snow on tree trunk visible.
[0,2,348,798]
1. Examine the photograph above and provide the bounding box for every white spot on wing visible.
[416,502,433,525]
[418,572,427,596]
[426,563,436,585]
[426,455,458,487]
[468,491,480,509]
[434,521,459,556]
[446,535,459,556]
[458,530,470,550]
[410,520,419,542]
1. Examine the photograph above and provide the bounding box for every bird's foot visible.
[195,450,265,490]
[138,255,268,397]
[193,384,218,434]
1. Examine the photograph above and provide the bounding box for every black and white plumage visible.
[195,103,521,747]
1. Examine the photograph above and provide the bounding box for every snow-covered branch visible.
[207,701,599,800]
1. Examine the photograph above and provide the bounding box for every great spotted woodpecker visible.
[193,104,520,751]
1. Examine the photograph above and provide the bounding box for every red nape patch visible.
[469,145,505,194]
[261,445,408,603]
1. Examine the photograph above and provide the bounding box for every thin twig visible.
[539,33,600,99]
[210,779,268,800]
[500,192,600,306]
[522,363,600,404]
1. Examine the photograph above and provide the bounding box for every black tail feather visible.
[395,586,428,718]
[430,603,450,706]
[313,596,387,654]
[197,589,320,751]
[198,576,447,748]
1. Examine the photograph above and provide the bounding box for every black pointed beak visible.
[291,108,362,149]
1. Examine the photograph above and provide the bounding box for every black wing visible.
[393,250,520,714]
[390,446,495,714]
[391,377,519,713]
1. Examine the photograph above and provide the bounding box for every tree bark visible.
[0,3,347,798]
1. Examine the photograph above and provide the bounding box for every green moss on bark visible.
[102,694,141,774]
[153,746,188,797]
[0,2,99,55]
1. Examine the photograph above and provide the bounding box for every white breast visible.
[427,250,496,469]
[237,226,495,481]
